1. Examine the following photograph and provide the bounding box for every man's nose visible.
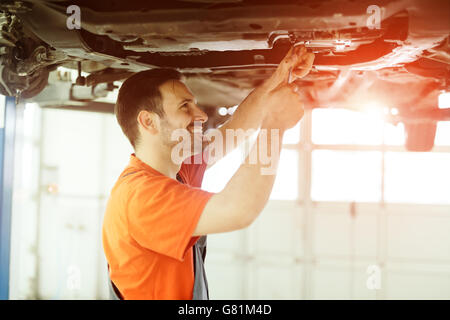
[192,105,208,123]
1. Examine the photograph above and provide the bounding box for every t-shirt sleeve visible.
[179,151,209,187]
[127,173,214,261]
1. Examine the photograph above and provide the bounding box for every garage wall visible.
[10,105,133,299]
[205,109,450,300]
[9,105,450,299]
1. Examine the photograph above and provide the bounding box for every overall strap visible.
[192,235,209,300]
[177,173,210,300]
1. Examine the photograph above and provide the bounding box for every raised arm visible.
[193,81,307,236]
[205,45,315,168]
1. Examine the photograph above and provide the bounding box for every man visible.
[102,46,314,300]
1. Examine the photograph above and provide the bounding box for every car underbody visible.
[0,0,449,150]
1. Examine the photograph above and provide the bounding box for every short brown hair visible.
[115,68,182,148]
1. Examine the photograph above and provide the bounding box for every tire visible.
[0,66,49,99]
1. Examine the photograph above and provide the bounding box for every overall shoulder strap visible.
[192,236,209,300]
[176,173,209,300]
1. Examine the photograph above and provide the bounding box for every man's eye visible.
[180,103,188,109]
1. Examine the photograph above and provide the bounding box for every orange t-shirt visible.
[102,153,214,300]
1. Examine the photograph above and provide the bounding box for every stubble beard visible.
[160,118,198,155]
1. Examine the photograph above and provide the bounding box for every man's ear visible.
[137,110,159,135]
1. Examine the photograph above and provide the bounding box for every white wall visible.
[10,106,132,299]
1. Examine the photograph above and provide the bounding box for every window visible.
[312,108,384,145]
[270,149,298,200]
[384,152,450,204]
[383,122,405,145]
[283,122,301,145]
[311,150,382,202]
[435,122,450,146]
[383,121,450,147]
[203,141,298,200]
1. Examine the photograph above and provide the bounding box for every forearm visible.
[194,45,312,236]
[220,123,284,226]
[219,82,271,134]
[204,83,272,168]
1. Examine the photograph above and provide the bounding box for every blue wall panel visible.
[0,96,16,300]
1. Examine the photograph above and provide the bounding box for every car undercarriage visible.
[0,0,449,150]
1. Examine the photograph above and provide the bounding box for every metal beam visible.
[0,96,16,300]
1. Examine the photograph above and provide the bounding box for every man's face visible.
[158,80,208,152]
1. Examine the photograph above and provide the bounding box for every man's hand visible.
[259,46,315,130]
[261,83,305,131]
[205,45,314,168]
[264,45,315,92]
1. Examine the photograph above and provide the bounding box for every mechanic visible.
[102,46,314,300]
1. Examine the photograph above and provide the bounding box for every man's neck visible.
[135,143,181,179]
